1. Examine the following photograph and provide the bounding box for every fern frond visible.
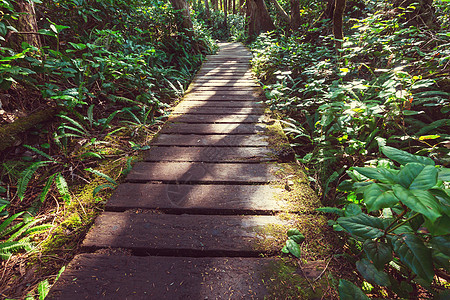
[17,161,52,201]
[59,114,86,132]
[38,279,50,300]
[25,224,53,236]
[101,111,119,132]
[93,183,116,197]
[0,240,34,255]
[85,168,117,185]
[108,95,140,105]
[7,218,43,242]
[87,104,94,128]
[40,173,56,203]
[55,173,71,204]
[0,212,24,238]
[23,145,57,162]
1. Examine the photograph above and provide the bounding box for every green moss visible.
[269,162,320,213]
[261,120,294,161]
[261,258,332,299]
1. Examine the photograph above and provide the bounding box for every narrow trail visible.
[48,43,319,299]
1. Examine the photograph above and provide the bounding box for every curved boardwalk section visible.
[48,43,316,299]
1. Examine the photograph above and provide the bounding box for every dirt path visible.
[47,43,328,299]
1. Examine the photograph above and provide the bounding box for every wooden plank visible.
[107,183,285,212]
[168,114,264,123]
[126,162,280,183]
[172,106,264,115]
[48,254,274,300]
[153,134,268,147]
[160,123,266,134]
[144,146,274,162]
[177,101,263,108]
[82,212,285,253]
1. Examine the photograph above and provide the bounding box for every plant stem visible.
[382,208,407,236]
[387,212,421,234]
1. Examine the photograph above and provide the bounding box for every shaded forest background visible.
[0,0,449,299]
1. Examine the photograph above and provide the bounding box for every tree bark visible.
[270,0,291,24]
[246,0,275,38]
[169,0,199,52]
[10,0,41,51]
[333,0,346,50]
[290,0,301,31]
[204,0,211,18]
[224,0,228,28]
[212,0,218,10]
[232,0,236,14]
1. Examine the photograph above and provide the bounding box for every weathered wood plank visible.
[48,254,274,300]
[126,162,280,183]
[82,212,285,253]
[106,183,285,212]
[144,146,274,162]
[153,134,268,147]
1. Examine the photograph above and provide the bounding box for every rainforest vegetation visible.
[0,0,449,298]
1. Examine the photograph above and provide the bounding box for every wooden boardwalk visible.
[48,43,303,299]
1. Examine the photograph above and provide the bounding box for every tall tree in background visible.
[169,0,199,51]
[224,0,228,28]
[204,0,211,19]
[246,0,275,38]
[333,0,346,49]
[290,0,302,31]
[10,0,41,51]
[270,0,291,24]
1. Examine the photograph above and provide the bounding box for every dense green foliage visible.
[251,0,449,298]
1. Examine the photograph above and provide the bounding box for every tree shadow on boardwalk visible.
[48,43,286,300]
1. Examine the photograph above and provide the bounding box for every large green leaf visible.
[397,163,437,190]
[424,215,450,236]
[391,234,434,283]
[337,214,385,241]
[286,239,301,258]
[363,183,398,212]
[430,236,450,257]
[363,240,393,270]
[430,188,450,216]
[356,258,391,286]
[393,185,442,223]
[316,207,344,216]
[437,167,450,181]
[353,166,398,183]
[344,203,362,216]
[381,146,435,166]
[338,279,370,300]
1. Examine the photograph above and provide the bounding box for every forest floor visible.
[45,42,346,299]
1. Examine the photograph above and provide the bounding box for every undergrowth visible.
[250,0,449,298]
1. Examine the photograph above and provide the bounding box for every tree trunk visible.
[212,0,218,10]
[333,0,346,50]
[246,0,275,38]
[204,0,211,18]
[10,0,41,51]
[270,0,291,24]
[232,0,236,14]
[290,0,301,31]
[224,0,228,28]
[169,0,199,51]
